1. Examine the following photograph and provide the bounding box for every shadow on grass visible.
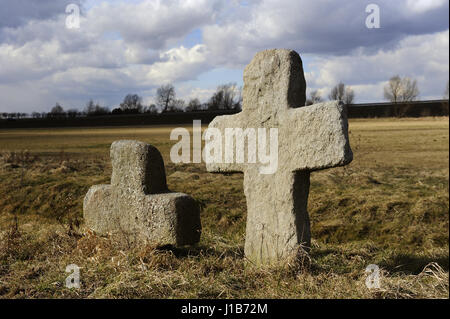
[378,252,449,275]
[305,247,448,276]
[156,244,245,259]
[156,244,448,277]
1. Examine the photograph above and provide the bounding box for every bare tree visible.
[167,99,185,112]
[51,103,64,114]
[344,87,355,105]
[399,77,419,102]
[84,100,109,116]
[85,99,95,114]
[144,104,158,114]
[384,75,420,117]
[208,83,241,110]
[306,90,323,105]
[31,112,41,119]
[329,82,345,102]
[156,84,176,112]
[208,90,223,110]
[50,103,65,118]
[67,108,79,118]
[186,98,202,112]
[220,83,237,109]
[383,75,402,103]
[120,94,143,112]
[384,75,419,103]
[329,82,355,104]
[235,85,243,111]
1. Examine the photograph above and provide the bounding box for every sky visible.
[0,0,448,113]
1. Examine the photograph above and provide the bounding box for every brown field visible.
[0,117,448,298]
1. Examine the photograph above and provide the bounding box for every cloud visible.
[406,0,447,13]
[0,1,218,90]
[306,30,449,102]
[0,0,448,112]
[147,45,211,83]
[0,0,84,28]
[86,0,219,49]
[203,0,449,67]
[177,86,217,104]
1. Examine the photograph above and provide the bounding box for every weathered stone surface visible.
[84,140,201,246]
[206,49,353,265]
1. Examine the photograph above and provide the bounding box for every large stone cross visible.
[84,140,201,246]
[206,49,353,265]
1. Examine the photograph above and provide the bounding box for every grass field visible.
[0,117,448,298]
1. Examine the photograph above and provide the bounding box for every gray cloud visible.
[203,0,449,67]
[0,0,84,28]
[305,30,449,102]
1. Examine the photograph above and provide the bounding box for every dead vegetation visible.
[0,117,448,298]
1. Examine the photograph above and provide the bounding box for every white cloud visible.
[306,30,449,102]
[177,86,216,104]
[147,45,211,83]
[407,0,446,13]
[86,0,219,49]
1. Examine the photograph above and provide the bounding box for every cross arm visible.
[205,113,246,174]
[281,101,353,172]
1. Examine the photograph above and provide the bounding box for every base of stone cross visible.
[83,140,201,246]
[243,169,311,266]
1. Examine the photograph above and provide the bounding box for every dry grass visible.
[0,117,448,298]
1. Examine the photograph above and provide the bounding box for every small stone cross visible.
[206,49,353,265]
[84,140,201,246]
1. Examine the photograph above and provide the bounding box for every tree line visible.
[2,77,448,120]
[306,76,448,107]
[1,82,243,120]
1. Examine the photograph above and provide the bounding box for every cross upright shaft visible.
[206,49,353,265]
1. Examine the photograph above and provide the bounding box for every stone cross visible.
[84,140,201,246]
[206,49,353,265]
